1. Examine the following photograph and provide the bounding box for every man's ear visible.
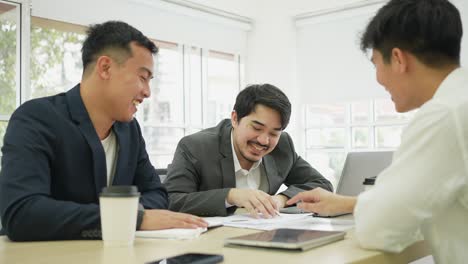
[231,111,238,128]
[95,56,113,80]
[391,48,408,73]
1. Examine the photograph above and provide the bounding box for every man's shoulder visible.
[180,119,230,145]
[275,131,294,150]
[13,94,66,119]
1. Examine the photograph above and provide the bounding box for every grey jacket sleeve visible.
[164,141,236,216]
[278,133,333,198]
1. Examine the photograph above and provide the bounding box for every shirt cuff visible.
[225,200,235,208]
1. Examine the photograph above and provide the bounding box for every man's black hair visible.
[82,20,158,72]
[233,84,291,130]
[361,0,462,67]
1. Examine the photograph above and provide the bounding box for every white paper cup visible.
[100,186,140,247]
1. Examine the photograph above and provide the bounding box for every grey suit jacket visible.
[164,119,332,216]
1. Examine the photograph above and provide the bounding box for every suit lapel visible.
[66,85,107,195]
[219,120,236,188]
[263,155,278,194]
[112,123,129,185]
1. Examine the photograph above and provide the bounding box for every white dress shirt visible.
[354,67,468,263]
[231,131,264,190]
[225,131,266,207]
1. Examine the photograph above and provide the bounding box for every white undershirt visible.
[101,130,118,186]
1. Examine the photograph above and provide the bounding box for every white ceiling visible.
[188,0,366,18]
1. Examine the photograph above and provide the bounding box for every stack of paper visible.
[204,213,354,232]
[136,227,207,240]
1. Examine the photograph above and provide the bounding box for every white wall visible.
[190,0,365,141]
[192,0,468,154]
[29,0,468,153]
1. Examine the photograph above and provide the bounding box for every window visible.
[304,99,415,187]
[0,14,243,170]
[138,41,185,168]
[30,17,86,99]
[205,50,240,127]
[0,1,20,150]
[141,46,241,168]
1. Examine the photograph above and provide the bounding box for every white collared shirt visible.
[231,132,263,190]
[354,67,468,264]
[225,131,265,207]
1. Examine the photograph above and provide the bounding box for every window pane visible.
[0,2,19,116]
[306,128,346,148]
[305,103,348,127]
[351,101,370,124]
[374,99,414,123]
[187,47,202,126]
[206,50,238,127]
[375,126,403,148]
[0,121,8,150]
[185,127,201,136]
[352,127,370,148]
[142,127,184,167]
[306,151,346,189]
[149,155,175,171]
[30,17,85,99]
[140,41,183,125]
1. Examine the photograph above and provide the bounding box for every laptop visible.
[335,151,393,196]
[224,228,346,251]
[281,151,393,216]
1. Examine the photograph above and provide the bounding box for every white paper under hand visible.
[136,227,207,240]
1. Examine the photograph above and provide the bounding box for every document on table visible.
[135,218,223,240]
[203,213,354,232]
[136,227,207,240]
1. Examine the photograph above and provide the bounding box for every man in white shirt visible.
[287,0,468,263]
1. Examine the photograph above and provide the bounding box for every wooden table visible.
[0,225,430,264]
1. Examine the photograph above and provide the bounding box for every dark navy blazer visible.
[0,84,167,241]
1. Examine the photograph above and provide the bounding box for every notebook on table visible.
[224,228,345,251]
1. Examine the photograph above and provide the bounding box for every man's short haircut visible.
[81,20,158,74]
[360,0,462,67]
[233,84,291,130]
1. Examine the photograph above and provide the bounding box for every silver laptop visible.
[335,151,393,196]
[280,151,393,216]
[224,228,346,251]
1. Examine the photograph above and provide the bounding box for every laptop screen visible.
[335,151,393,196]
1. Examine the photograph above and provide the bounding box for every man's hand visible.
[227,189,278,218]
[286,188,356,216]
[139,210,208,230]
[272,194,288,209]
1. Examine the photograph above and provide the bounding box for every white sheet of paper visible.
[203,213,354,232]
[135,227,207,240]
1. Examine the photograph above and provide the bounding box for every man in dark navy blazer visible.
[0,21,207,241]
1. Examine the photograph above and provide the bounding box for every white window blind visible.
[296,2,386,104]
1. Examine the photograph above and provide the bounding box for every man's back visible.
[354,68,468,263]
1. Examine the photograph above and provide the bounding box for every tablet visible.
[224,228,346,251]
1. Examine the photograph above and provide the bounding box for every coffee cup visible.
[99,185,140,247]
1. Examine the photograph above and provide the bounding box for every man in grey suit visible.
[165,84,332,217]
